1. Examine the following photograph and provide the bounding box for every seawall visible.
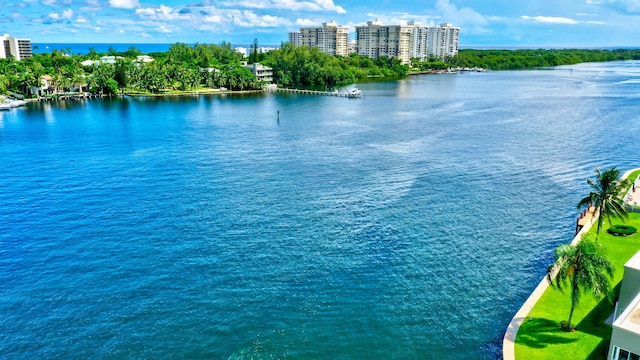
[502,167,640,360]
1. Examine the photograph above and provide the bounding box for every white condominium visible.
[0,34,32,60]
[288,32,301,47]
[356,19,413,64]
[408,21,429,60]
[427,23,460,60]
[355,20,460,63]
[298,20,349,56]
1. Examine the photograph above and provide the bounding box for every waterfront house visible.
[608,250,640,359]
[242,63,273,83]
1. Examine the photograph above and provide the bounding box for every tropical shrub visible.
[607,225,637,236]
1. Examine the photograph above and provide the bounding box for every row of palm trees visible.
[0,51,264,98]
[547,167,630,331]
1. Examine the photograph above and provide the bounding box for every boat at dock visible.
[269,86,363,98]
[1,98,26,109]
[348,89,362,98]
[9,99,27,107]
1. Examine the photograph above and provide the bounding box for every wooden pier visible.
[267,86,363,98]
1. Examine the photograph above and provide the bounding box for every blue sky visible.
[2,0,639,47]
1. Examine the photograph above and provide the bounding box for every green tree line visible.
[261,42,409,89]
[446,48,640,70]
[0,42,264,97]
[2,45,640,98]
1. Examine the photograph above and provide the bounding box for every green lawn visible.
[514,169,640,359]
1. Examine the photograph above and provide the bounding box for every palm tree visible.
[547,235,614,331]
[577,167,629,240]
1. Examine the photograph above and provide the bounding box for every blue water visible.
[1,61,639,359]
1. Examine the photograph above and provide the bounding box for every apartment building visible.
[288,32,301,47]
[0,34,33,60]
[297,20,349,56]
[288,19,460,64]
[408,21,429,60]
[355,19,413,64]
[427,23,460,60]
[356,20,461,63]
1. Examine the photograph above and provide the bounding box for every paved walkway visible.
[625,176,640,206]
[501,168,640,360]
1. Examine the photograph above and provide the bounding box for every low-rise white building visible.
[135,55,154,63]
[82,55,153,67]
[242,63,273,83]
[235,47,248,58]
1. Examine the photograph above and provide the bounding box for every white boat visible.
[347,88,362,97]
[7,99,26,107]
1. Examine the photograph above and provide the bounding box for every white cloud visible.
[221,0,346,14]
[80,0,102,11]
[434,0,488,34]
[157,25,172,33]
[109,0,139,9]
[296,18,317,26]
[203,14,224,23]
[620,0,640,12]
[136,5,190,20]
[232,10,292,27]
[521,15,579,24]
[43,0,57,5]
[589,0,640,13]
[47,10,72,20]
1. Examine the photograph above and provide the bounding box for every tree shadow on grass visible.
[517,317,579,349]
[578,282,621,359]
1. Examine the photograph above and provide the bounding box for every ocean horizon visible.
[31,43,640,56]
[31,43,283,55]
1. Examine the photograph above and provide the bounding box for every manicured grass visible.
[514,169,640,359]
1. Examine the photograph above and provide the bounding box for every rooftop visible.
[626,250,640,271]
[614,291,640,335]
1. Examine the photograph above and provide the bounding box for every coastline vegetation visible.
[515,168,640,359]
[546,235,614,332]
[447,48,640,70]
[1,44,640,99]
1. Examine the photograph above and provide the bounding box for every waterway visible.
[1,61,639,359]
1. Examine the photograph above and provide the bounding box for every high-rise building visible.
[356,20,459,63]
[408,21,429,60]
[427,23,460,60]
[288,32,301,47]
[0,34,32,60]
[299,20,349,56]
[355,19,413,64]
